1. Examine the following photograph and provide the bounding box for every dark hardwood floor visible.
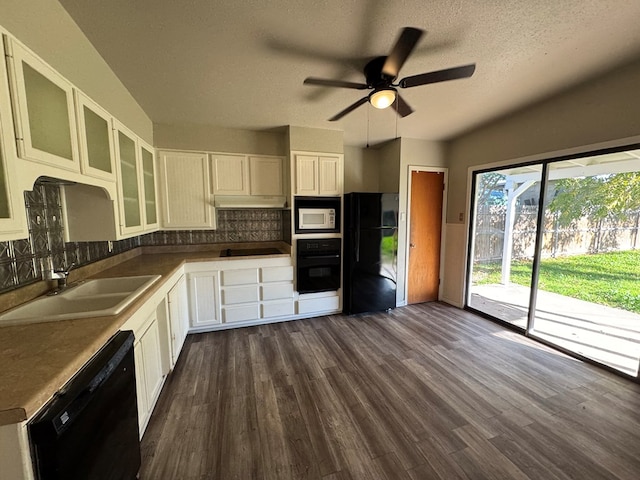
[139,302,640,480]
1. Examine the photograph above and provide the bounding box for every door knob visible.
[410,243,416,248]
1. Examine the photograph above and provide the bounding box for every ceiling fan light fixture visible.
[369,88,396,109]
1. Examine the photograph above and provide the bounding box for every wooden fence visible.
[474,205,640,262]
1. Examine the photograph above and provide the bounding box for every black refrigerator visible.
[343,192,399,315]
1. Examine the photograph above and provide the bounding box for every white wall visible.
[444,57,640,306]
[0,0,152,143]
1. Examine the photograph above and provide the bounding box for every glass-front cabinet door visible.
[75,91,116,181]
[0,33,27,240]
[113,120,143,235]
[140,141,158,230]
[4,37,79,172]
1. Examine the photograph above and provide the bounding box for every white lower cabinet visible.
[188,270,221,327]
[221,268,259,286]
[186,258,298,331]
[131,312,164,436]
[222,304,260,323]
[133,345,147,432]
[297,294,340,314]
[185,258,341,331]
[222,285,259,304]
[262,300,295,318]
[260,265,294,283]
[167,275,189,367]
[261,283,294,301]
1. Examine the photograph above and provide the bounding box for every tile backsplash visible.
[140,209,285,246]
[0,181,288,294]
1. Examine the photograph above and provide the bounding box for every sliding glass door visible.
[467,147,640,378]
[531,156,640,376]
[467,165,542,330]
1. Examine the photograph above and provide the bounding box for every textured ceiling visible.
[59,0,640,147]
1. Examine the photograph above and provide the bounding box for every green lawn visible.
[473,250,640,313]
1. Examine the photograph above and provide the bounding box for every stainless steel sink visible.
[0,275,161,326]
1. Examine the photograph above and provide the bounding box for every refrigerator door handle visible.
[354,228,359,263]
[355,196,360,262]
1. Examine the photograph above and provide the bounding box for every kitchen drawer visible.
[220,268,258,286]
[262,300,295,318]
[261,283,294,301]
[297,295,339,314]
[222,304,259,323]
[260,266,294,283]
[222,285,259,305]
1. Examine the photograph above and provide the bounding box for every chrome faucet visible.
[42,258,76,293]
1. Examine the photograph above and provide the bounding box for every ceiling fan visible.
[303,27,476,121]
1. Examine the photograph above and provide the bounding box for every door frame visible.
[404,165,448,303]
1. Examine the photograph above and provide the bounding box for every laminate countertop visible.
[0,243,291,426]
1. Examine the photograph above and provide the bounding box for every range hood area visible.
[213,195,287,209]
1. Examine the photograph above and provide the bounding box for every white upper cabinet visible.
[318,155,341,195]
[212,153,285,197]
[249,156,284,195]
[157,151,215,229]
[295,155,318,195]
[211,153,249,195]
[74,91,116,182]
[4,36,79,172]
[294,153,342,196]
[0,34,27,240]
[113,120,143,235]
[139,140,158,231]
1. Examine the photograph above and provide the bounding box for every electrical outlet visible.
[459,212,464,221]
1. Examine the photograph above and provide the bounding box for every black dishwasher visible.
[28,330,141,480]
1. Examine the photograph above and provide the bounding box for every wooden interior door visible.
[408,170,444,304]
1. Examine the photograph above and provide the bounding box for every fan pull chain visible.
[395,98,399,139]
[366,103,370,148]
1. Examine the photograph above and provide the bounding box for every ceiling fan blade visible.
[399,63,476,88]
[382,27,424,78]
[392,94,413,118]
[329,97,369,121]
[304,77,369,90]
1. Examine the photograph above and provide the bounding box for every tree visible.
[548,172,640,226]
[476,172,506,206]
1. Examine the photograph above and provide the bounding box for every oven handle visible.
[297,255,341,267]
[299,254,340,260]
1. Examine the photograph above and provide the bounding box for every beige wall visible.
[378,140,402,193]
[154,123,286,156]
[343,146,379,193]
[396,138,447,306]
[443,57,640,306]
[0,0,152,143]
[288,126,344,154]
[447,57,640,225]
